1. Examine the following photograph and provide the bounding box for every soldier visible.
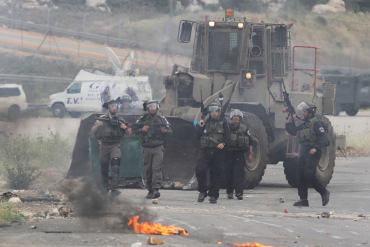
[285,102,330,207]
[91,99,131,196]
[196,102,231,204]
[225,109,253,200]
[119,94,133,113]
[133,100,172,199]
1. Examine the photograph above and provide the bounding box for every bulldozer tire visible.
[283,157,298,187]
[345,108,358,116]
[283,117,336,188]
[242,112,268,189]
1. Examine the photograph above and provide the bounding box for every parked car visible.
[0,84,27,122]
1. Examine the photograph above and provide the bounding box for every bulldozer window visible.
[208,32,241,71]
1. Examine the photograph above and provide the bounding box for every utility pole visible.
[11,0,18,29]
[82,12,88,42]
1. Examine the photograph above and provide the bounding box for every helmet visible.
[103,99,120,110]
[208,102,221,113]
[143,100,160,112]
[119,94,132,103]
[230,109,243,119]
[297,102,316,117]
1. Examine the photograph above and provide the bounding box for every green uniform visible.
[94,114,126,191]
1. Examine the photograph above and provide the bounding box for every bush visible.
[219,0,268,13]
[0,203,23,225]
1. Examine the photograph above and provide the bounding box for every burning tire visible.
[242,112,268,189]
[283,118,336,188]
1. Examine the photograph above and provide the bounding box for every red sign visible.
[278,18,281,24]
[254,17,258,23]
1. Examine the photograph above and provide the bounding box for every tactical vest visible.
[297,115,330,146]
[94,115,125,143]
[200,118,225,149]
[227,123,250,151]
[138,114,167,144]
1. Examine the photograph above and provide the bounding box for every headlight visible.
[246,72,252,79]
[209,21,215,27]
[238,22,244,28]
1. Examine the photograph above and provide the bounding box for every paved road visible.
[1,157,369,246]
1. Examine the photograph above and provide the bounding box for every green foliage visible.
[0,203,24,225]
[219,0,268,13]
[344,0,370,12]
[52,0,86,6]
[204,3,220,12]
[2,138,41,189]
[315,16,328,26]
[106,0,171,13]
[0,134,73,189]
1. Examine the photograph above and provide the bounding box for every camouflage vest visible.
[297,115,330,146]
[200,118,225,149]
[94,114,125,143]
[138,114,167,144]
[227,123,250,151]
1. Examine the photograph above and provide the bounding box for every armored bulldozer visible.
[157,11,342,189]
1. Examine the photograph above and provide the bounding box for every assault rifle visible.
[199,84,207,121]
[281,79,296,122]
[95,117,170,128]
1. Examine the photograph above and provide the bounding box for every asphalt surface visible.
[1,157,369,247]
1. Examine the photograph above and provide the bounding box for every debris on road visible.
[147,236,164,245]
[336,147,370,157]
[58,206,70,218]
[279,198,285,203]
[321,212,330,218]
[284,209,288,213]
[128,215,188,235]
[8,197,21,204]
[152,199,158,204]
[31,225,37,229]
[232,242,274,247]
[131,243,143,247]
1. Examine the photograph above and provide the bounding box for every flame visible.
[127,216,189,236]
[232,243,274,247]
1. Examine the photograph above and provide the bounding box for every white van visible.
[0,84,27,122]
[49,69,152,118]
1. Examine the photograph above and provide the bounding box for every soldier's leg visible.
[99,144,110,191]
[233,151,245,197]
[110,144,122,191]
[142,147,154,192]
[304,149,326,195]
[195,150,211,193]
[297,153,308,200]
[208,149,224,199]
[224,151,235,195]
[151,146,164,190]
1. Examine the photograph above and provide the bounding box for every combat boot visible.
[293,199,309,207]
[198,192,207,202]
[321,189,330,206]
[153,189,160,199]
[227,193,234,199]
[209,197,217,204]
[145,190,153,199]
[236,194,243,200]
[111,189,121,197]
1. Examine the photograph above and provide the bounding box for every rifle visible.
[281,79,296,122]
[95,117,170,128]
[199,84,207,121]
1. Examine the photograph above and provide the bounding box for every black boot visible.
[321,190,330,206]
[145,190,153,199]
[227,193,234,199]
[293,199,309,207]
[198,192,207,202]
[153,189,160,199]
[209,196,217,204]
[236,194,243,200]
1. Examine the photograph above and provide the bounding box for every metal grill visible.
[273,52,286,77]
[192,25,205,72]
[251,27,263,56]
[249,60,264,74]
[208,32,241,70]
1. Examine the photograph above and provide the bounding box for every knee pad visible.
[111,164,120,174]
[111,157,121,166]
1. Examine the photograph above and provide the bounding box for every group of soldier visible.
[91,95,330,207]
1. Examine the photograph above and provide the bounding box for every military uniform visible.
[285,114,328,202]
[133,114,172,196]
[94,114,127,192]
[225,122,252,198]
[195,116,231,201]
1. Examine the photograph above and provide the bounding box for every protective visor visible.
[108,103,120,109]
[230,109,243,119]
[208,106,221,113]
[147,103,159,109]
[296,102,309,117]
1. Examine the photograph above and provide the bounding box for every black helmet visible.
[119,94,132,103]
[208,102,221,113]
[103,99,120,110]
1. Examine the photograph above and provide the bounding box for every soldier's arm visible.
[313,121,328,150]
[222,120,231,147]
[91,121,103,133]
[245,128,253,145]
[162,117,172,136]
[285,121,299,136]
[132,119,144,135]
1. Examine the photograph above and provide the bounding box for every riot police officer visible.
[91,99,131,196]
[225,109,253,200]
[196,102,231,204]
[119,94,133,113]
[285,102,330,207]
[133,100,172,199]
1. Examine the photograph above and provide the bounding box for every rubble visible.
[321,212,330,218]
[8,197,21,204]
[147,236,164,245]
[336,147,370,157]
[58,206,70,218]
[279,198,285,203]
